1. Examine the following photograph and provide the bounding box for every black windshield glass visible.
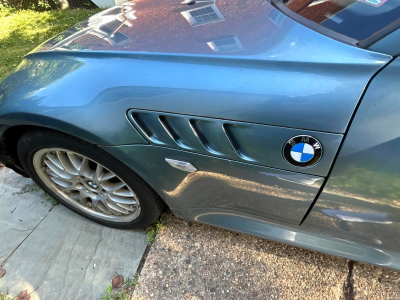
[278,0,400,40]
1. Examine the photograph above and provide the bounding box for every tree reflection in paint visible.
[0,57,83,108]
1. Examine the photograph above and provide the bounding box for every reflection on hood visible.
[34,0,293,56]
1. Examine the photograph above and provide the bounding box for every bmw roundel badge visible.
[282,135,322,168]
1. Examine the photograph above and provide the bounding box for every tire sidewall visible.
[17,131,162,229]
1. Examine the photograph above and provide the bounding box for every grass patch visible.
[13,182,58,205]
[101,277,138,300]
[0,291,9,300]
[0,7,101,81]
[145,212,168,244]
[123,277,138,289]
[44,193,58,205]
[12,182,41,195]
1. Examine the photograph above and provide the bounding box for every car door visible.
[302,58,400,251]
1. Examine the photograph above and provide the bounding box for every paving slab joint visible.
[129,243,152,296]
[343,260,355,300]
[0,212,50,268]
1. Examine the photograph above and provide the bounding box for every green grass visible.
[44,193,58,205]
[0,290,9,300]
[0,7,101,81]
[145,212,168,244]
[101,277,138,300]
[12,182,58,205]
[125,278,138,287]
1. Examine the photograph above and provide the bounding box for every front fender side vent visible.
[188,119,222,156]
[128,110,236,157]
[222,124,255,162]
[128,109,256,159]
[130,113,162,144]
[127,109,343,177]
[158,116,192,150]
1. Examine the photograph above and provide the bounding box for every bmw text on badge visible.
[282,136,322,168]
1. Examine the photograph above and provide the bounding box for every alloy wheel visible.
[33,148,141,222]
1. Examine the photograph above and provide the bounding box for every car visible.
[1,0,400,270]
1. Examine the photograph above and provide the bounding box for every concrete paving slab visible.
[0,204,148,300]
[352,262,400,299]
[133,212,350,300]
[0,168,53,263]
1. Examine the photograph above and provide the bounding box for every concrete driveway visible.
[1,167,400,300]
[0,167,147,299]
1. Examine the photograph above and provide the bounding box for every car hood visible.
[34,0,296,56]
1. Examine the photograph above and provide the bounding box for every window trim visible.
[269,9,285,27]
[272,0,400,50]
[271,0,360,47]
[358,18,400,48]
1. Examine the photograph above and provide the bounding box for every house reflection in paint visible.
[207,35,243,52]
[49,3,137,50]
[181,1,225,27]
[39,0,294,56]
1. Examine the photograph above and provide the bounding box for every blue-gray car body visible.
[1,0,400,270]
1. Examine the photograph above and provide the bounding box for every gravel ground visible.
[131,212,398,300]
[352,262,400,299]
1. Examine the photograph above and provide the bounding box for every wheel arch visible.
[16,129,166,228]
[1,117,108,173]
[0,124,167,204]
[0,109,136,173]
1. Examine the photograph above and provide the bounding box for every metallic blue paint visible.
[0,56,147,146]
[0,0,389,136]
[368,28,400,57]
[0,0,398,270]
[100,144,323,225]
[304,58,400,253]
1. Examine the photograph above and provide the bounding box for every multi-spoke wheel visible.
[33,148,141,222]
[17,130,164,228]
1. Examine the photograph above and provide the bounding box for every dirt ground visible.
[132,212,400,300]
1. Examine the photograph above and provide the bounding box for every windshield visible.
[277,0,400,40]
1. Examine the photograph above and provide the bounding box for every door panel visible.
[102,145,323,225]
[302,58,400,251]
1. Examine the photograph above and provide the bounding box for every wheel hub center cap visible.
[87,181,98,189]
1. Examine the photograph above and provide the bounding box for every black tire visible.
[17,130,165,229]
